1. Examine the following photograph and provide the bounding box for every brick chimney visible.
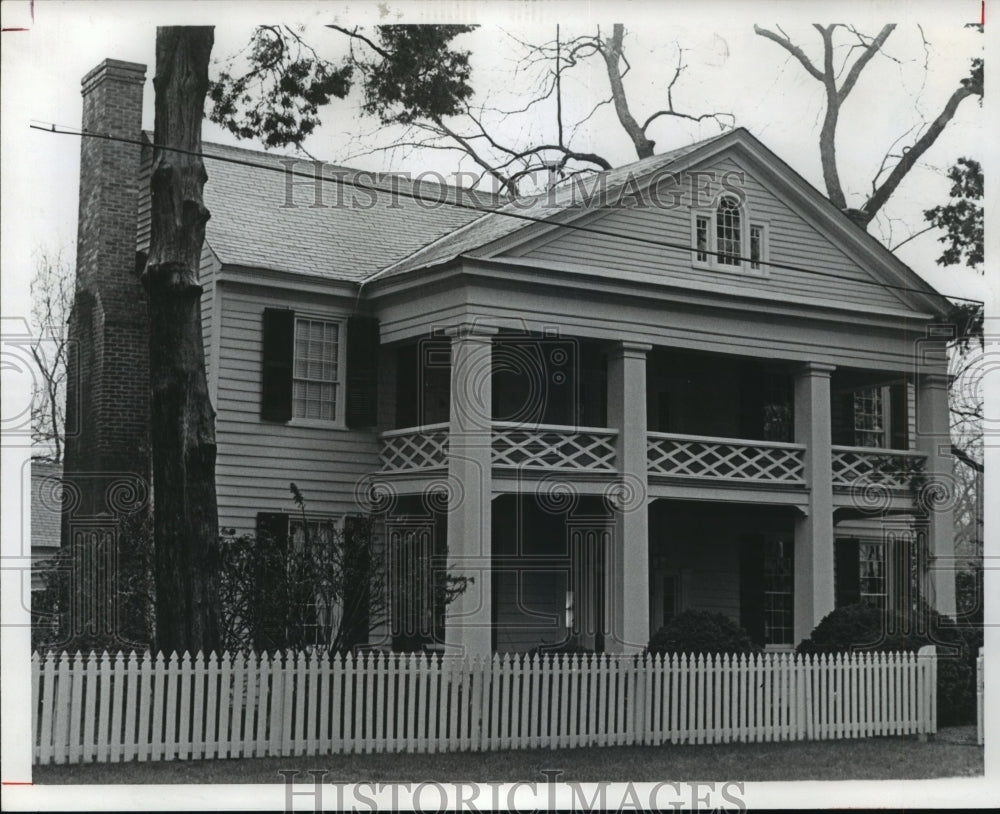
[61,60,151,572]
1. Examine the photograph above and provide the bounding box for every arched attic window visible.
[691,194,768,274]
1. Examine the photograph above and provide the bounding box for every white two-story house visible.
[66,59,957,658]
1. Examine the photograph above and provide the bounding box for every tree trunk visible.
[145,26,220,654]
[602,24,656,160]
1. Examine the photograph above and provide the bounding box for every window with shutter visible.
[262,308,360,427]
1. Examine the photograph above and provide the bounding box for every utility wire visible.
[30,122,984,306]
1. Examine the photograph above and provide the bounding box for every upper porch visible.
[375,332,934,512]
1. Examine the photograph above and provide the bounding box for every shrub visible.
[647,610,759,656]
[32,511,154,654]
[797,603,981,726]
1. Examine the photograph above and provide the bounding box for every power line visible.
[30,122,984,306]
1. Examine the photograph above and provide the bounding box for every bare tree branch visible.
[860,81,980,224]
[755,23,980,227]
[888,224,935,252]
[30,250,72,462]
[600,24,656,158]
[753,24,826,81]
[837,24,895,102]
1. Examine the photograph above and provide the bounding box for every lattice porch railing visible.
[492,422,618,472]
[380,423,450,472]
[831,446,926,491]
[647,432,806,484]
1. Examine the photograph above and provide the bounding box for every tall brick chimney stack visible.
[62,60,151,562]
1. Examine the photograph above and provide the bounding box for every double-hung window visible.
[853,386,888,448]
[293,317,341,422]
[261,308,380,428]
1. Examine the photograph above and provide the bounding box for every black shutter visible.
[254,512,289,650]
[831,389,856,446]
[739,534,766,646]
[342,515,371,651]
[890,383,908,450]
[261,308,294,422]
[835,538,861,607]
[395,344,418,428]
[346,315,380,428]
[255,512,289,546]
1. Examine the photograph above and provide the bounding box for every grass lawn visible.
[33,727,982,784]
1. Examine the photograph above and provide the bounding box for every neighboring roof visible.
[194,139,501,281]
[31,461,62,551]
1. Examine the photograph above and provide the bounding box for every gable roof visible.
[145,137,502,282]
[369,128,950,318]
[372,132,732,280]
[183,130,950,318]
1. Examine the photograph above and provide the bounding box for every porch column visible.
[915,372,957,616]
[606,341,652,653]
[444,323,498,657]
[793,362,836,644]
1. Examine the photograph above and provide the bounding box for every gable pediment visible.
[474,135,946,319]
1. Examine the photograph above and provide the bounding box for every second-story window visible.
[853,386,887,448]
[293,317,341,421]
[716,196,742,265]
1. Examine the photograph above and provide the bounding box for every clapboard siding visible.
[199,244,217,393]
[214,282,380,532]
[649,502,794,629]
[510,155,905,311]
[493,570,568,654]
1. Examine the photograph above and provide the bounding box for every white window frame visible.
[690,197,769,277]
[290,312,348,428]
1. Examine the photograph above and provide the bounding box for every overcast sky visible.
[0,0,992,327]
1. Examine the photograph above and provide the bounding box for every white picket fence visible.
[32,647,937,765]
